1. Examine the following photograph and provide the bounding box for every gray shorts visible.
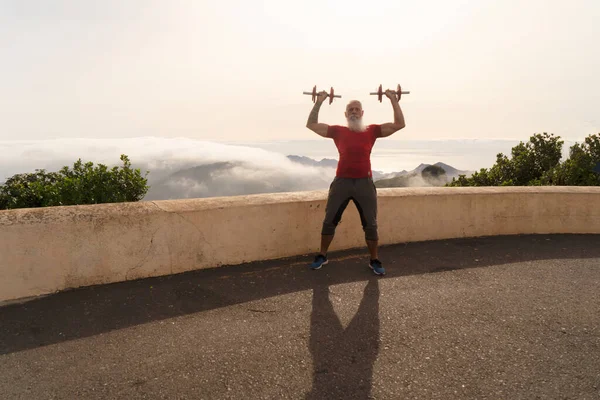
[321,177,378,241]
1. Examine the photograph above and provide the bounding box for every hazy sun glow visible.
[1,0,599,141]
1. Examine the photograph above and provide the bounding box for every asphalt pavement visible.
[1,234,599,399]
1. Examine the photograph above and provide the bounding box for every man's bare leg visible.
[320,234,334,256]
[367,240,378,260]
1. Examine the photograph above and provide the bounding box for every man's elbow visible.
[392,122,406,133]
[383,123,405,137]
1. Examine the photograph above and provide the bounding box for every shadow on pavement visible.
[1,234,599,355]
[306,279,380,399]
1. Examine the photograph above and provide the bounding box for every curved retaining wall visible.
[1,187,600,303]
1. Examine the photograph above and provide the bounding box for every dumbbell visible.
[303,85,341,105]
[370,84,410,102]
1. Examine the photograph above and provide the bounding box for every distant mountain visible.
[428,162,465,176]
[374,174,416,188]
[143,160,334,200]
[286,155,338,168]
[375,170,448,188]
[287,155,471,184]
[287,155,400,180]
[402,162,470,178]
[375,162,472,188]
[372,170,403,180]
[141,156,473,200]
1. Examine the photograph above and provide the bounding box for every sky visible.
[1,0,599,142]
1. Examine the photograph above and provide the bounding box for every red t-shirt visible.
[327,124,381,178]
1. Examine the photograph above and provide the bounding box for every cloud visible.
[0,137,336,199]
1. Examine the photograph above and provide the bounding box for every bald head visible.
[346,100,362,111]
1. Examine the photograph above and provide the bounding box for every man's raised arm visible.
[306,91,330,138]
[380,90,406,138]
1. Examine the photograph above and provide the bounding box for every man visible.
[305,88,406,275]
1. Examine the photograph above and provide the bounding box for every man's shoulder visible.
[367,124,382,137]
[327,125,346,137]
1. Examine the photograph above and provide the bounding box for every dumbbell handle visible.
[303,92,341,98]
[370,91,410,95]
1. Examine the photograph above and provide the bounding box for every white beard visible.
[347,117,365,132]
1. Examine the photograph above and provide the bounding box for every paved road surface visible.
[1,234,600,399]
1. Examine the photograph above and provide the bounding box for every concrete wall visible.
[1,187,600,303]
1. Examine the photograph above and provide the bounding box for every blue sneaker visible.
[369,259,385,275]
[310,254,328,270]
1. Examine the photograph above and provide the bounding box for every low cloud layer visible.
[0,137,336,200]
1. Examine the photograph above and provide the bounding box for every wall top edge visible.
[1,186,600,223]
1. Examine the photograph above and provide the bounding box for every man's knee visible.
[322,195,351,237]
[364,225,378,241]
[354,199,378,241]
[321,221,337,236]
